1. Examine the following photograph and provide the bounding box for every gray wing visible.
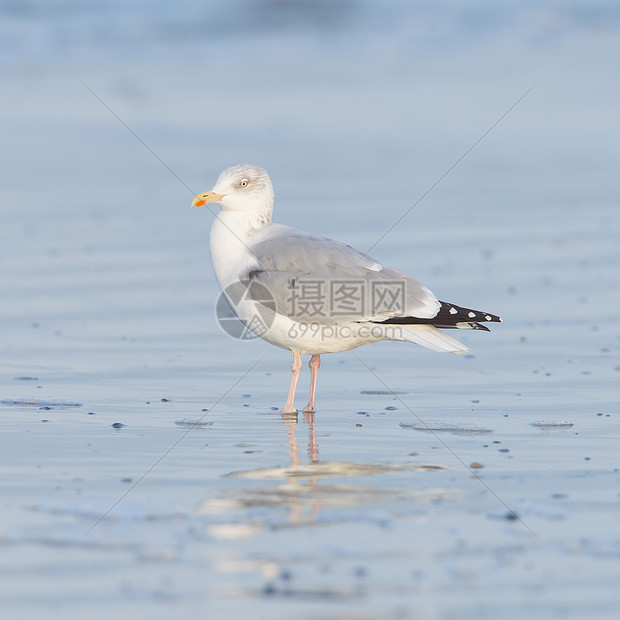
[240,225,440,324]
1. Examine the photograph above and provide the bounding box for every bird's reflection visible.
[204,411,453,538]
[281,411,319,466]
[280,411,321,523]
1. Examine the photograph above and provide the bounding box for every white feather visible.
[398,325,469,355]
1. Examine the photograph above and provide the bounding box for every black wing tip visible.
[463,322,491,332]
[437,301,501,325]
[374,302,501,328]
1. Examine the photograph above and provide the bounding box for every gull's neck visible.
[209,210,272,288]
[218,208,272,236]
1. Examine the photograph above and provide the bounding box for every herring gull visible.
[192,165,501,414]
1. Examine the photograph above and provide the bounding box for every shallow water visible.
[2,2,620,619]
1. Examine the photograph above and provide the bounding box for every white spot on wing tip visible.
[468,312,476,318]
[449,307,458,315]
[485,315,492,321]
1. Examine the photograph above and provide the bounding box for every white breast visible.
[209,213,262,288]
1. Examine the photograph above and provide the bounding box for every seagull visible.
[192,165,501,414]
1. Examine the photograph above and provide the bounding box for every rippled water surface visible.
[2,2,620,619]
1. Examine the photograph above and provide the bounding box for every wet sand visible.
[2,3,620,619]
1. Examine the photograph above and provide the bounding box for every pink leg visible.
[282,350,302,414]
[303,354,321,413]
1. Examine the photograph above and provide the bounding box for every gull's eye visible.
[239,179,248,188]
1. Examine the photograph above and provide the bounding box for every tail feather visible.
[398,325,469,355]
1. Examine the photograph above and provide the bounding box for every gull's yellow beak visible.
[191,190,226,207]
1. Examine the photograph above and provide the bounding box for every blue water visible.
[2,2,620,619]
[2,0,620,69]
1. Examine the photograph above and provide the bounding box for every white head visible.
[191,164,274,222]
